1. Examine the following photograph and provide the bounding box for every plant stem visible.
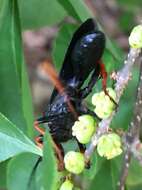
[85,48,141,160]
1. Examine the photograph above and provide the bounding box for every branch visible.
[118,56,142,190]
[117,150,131,190]
[85,48,141,161]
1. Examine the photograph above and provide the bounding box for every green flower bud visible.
[97,133,122,159]
[72,115,96,144]
[60,179,73,190]
[92,88,116,119]
[64,151,85,174]
[129,25,142,48]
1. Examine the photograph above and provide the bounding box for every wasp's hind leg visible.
[52,140,65,171]
[34,119,46,136]
[35,135,43,149]
[34,118,65,171]
[34,116,47,148]
[77,140,86,153]
[77,140,90,169]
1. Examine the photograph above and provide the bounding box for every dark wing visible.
[58,18,97,81]
[50,18,98,103]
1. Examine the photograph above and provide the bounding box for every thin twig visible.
[85,48,141,160]
[118,56,142,190]
[117,150,131,190]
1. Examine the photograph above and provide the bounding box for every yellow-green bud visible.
[72,115,96,144]
[60,179,73,190]
[129,25,142,48]
[64,151,85,174]
[97,133,122,159]
[92,88,116,119]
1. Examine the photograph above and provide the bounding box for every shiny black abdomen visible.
[46,93,81,142]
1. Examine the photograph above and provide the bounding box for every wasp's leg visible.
[76,140,90,169]
[34,114,48,135]
[52,139,65,171]
[34,120,45,136]
[77,140,86,153]
[34,115,47,148]
[35,135,43,149]
[86,109,101,121]
[99,61,117,106]
[79,64,100,99]
[78,104,101,121]
[34,118,64,170]
[80,61,117,106]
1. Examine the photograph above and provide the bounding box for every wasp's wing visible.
[58,18,97,81]
[50,18,97,103]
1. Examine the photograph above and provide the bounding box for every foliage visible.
[0,0,141,189]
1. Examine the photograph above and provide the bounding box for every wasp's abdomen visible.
[48,112,75,142]
[46,95,77,143]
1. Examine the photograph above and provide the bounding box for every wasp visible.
[34,18,107,170]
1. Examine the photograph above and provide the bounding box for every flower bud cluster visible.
[129,25,142,48]
[72,115,96,144]
[92,88,116,119]
[97,133,122,159]
[60,179,73,190]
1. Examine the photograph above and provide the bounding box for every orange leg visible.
[34,120,45,148]
[34,120,45,136]
[35,136,43,149]
[34,120,64,171]
[99,61,117,106]
[51,140,64,171]
[99,61,107,91]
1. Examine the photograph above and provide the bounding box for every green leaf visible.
[89,157,121,190]
[127,158,142,186]
[18,0,67,29]
[118,11,135,33]
[0,160,9,188]
[52,23,77,71]
[38,133,59,190]
[16,0,34,137]
[105,38,124,68]
[7,153,38,190]
[21,63,34,138]
[0,113,42,162]
[83,153,105,180]
[117,0,142,11]
[15,0,34,138]
[58,0,92,22]
[0,0,34,137]
[127,184,142,190]
[89,160,114,190]
[0,0,28,133]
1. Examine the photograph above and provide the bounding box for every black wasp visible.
[34,18,106,169]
